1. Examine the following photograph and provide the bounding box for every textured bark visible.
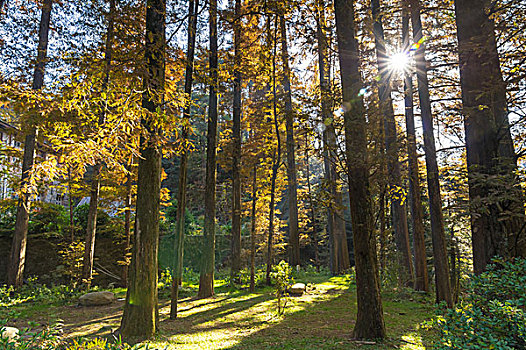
[334,0,385,339]
[8,0,52,289]
[410,0,452,305]
[119,0,165,340]
[249,164,257,292]
[170,0,198,319]
[454,0,525,274]
[279,14,300,267]
[82,0,116,288]
[316,0,349,275]
[198,0,218,298]
[401,5,428,292]
[371,0,414,287]
[230,0,242,283]
[266,16,280,286]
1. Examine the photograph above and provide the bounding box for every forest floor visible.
[2,272,436,349]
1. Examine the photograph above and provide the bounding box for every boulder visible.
[288,283,306,296]
[1,326,19,342]
[79,291,116,306]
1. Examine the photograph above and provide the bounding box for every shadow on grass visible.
[217,288,434,350]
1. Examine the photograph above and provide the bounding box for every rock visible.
[79,291,116,306]
[1,327,19,342]
[288,283,306,296]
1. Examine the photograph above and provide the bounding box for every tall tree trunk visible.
[266,15,281,286]
[304,136,319,271]
[279,14,300,267]
[121,159,133,287]
[334,0,385,339]
[371,0,414,287]
[379,188,386,276]
[8,0,52,289]
[82,0,116,288]
[454,0,525,274]
[170,0,198,319]
[401,3,428,292]
[198,0,218,298]
[316,0,349,275]
[410,0,452,305]
[249,163,257,292]
[68,166,74,242]
[119,0,165,339]
[230,0,242,283]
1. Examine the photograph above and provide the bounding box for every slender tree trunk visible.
[170,0,198,319]
[316,0,349,274]
[454,0,525,274]
[230,0,243,283]
[401,4,428,292]
[279,14,300,267]
[334,0,385,339]
[122,160,133,287]
[371,0,414,287]
[198,0,218,298]
[249,163,257,292]
[68,166,74,242]
[8,0,52,289]
[266,16,281,286]
[304,136,319,271]
[379,188,386,276]
[82,0,116,288]
[119,0,165,339]
[409,0,452,306]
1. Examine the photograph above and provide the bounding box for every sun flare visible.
[389,52,410,72]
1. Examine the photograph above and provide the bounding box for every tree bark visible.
[119,0,165,340]
[8,0,52,289]
[230,0,242,283]
[304,136,319,271]
[401,3,428,292]
[410,0,452,305]
[334,0,385,339]
[198,0,218,298]
[170,0,198,319]
[266,15,281,286]
[371,0,414,287]
[82,0,116,288]
[249,163,257,292]
[454,0,525,274]
[279,14,300,267]
[316,0,349,275]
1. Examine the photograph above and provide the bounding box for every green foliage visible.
[29,203,70,238]
[0,278,83,308]
[73,204,123,238]
[58,241,86,286]
[431,258,526,349]
[0,199,16,236]
[271,260,293,316]
[0,322,62,350]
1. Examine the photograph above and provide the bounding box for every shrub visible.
[432,258,526,349]
[271,261,293,316]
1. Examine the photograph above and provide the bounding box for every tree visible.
[279,12,300,267]
[230,0,242,283]
[119,0,165,339]
[170,0,199,320]
[454,0,525,273]
[8,0,53,289]
[371,0,414,287]
[401,0,428,292]
[198,0,218,298]
[334,0,385,339]
[82,0,116,289]
[316,0,349,275]
[409,0,452,305]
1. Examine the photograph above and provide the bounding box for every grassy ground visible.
[1,272,436,349]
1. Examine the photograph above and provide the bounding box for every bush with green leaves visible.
[271,261,293,316]
[432,258,526,349]
[0,278,84,308]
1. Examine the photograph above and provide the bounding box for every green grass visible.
[1,271,436,349]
